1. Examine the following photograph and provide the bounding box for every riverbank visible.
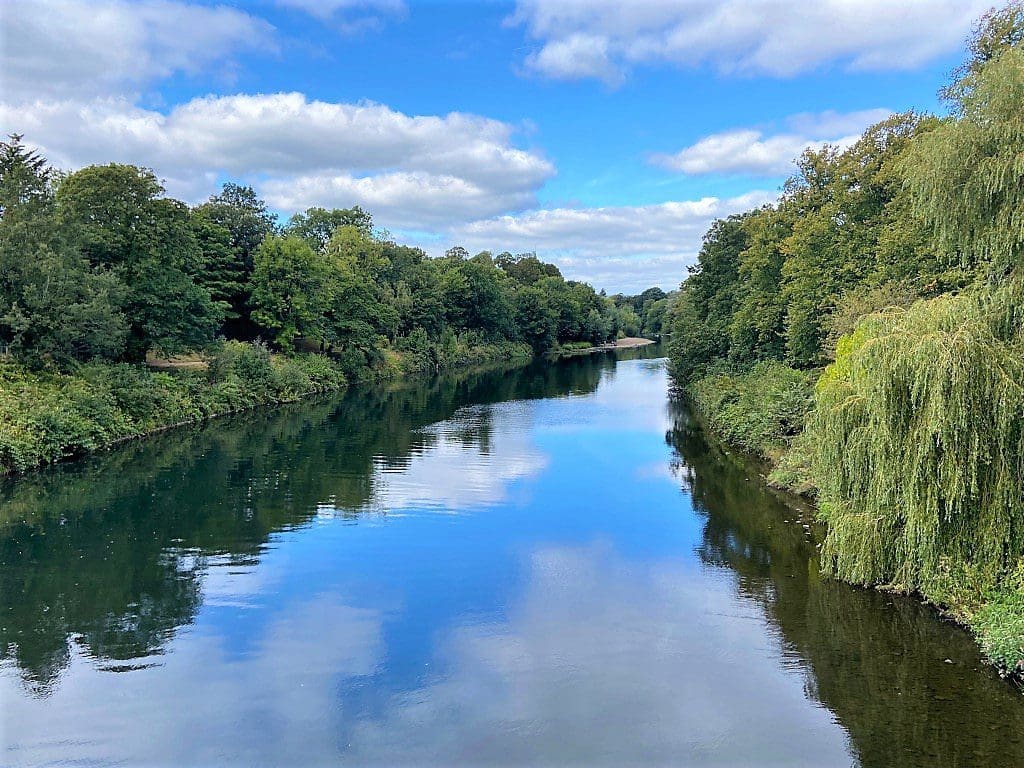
[0,338,533,477]
[680,363,1024,686]
[553,337,657,356]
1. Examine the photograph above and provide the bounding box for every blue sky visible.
[0,0,990,292]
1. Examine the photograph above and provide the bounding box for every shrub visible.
[689,360,815,457]
[0,343,349,475]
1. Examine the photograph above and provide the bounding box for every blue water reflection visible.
[3,352,1022,766]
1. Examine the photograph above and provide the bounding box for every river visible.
[2,349,1023,767]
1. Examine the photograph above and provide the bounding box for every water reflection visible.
[2,349,1024,767]
[337,542,850,767]
[0,353,627,692]
[668,403,1024,768]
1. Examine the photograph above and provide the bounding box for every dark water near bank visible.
[2,350,1023,767]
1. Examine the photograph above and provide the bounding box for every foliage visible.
[284,205,373,251]
[665,4,1024,676]
[56,164,223,360]
[0,345,348,475]
[807,284,1024,595]
[902,6,1024,274]
[249,235,329,351]
[689,361,815,457]
[973,566,1024,674]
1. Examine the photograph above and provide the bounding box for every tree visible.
[668,214,749,383]
[57,164,221,360]
[460,258,514,339]
[190,214,244,319]
[249,235,328,351]
[193,183,277,333]
[0,137,127,366]
[514,286,557,353]
[284,206,373,252]
[902,3,1024,273]
[641,298,668,338]
[323,225,398,340]
[497,252,562,285]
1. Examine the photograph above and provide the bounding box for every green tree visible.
[514,286,557,352]
[0,137,127,366]
[284,206,373,252]
[497,252,562,285]
[57,164,221,360]
[668,214,749,383]
[902,3,1024,273]
[193,183,277,333]
[249,235,327,351]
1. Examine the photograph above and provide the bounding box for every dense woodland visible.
[0,141,655,367]
[667,4,1024,675]
[0,136,666,474]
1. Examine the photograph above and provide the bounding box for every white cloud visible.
[0,0,275,101]
[276,0,406,34]
[654,108,892,177]
[0,93,554,227]
[510,0,988,83]
[437,190,777,292]
[363,402,547,513]
[527,33,622,85]
[2,593,387,766]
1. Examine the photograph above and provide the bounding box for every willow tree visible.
[808,283,1024,597]
[901,3,1024,273]
[808,4,1024,606]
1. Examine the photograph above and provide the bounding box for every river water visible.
[2,349,1023,767]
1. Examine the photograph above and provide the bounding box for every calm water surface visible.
[2,350,1024,767]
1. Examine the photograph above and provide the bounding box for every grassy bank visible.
[0,336,533,476]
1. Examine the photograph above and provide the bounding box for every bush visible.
[689,360,815,457]
[973,565,1024,674]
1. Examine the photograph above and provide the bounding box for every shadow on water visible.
[666,400,1024,768]
[0,349,652,692]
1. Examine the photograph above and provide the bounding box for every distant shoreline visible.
[555,337,657,357]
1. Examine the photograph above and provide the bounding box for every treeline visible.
[0,140,641,371]
[668,4,1024,675]
[609,286,672,339]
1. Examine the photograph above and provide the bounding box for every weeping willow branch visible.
[807,280,1024,602]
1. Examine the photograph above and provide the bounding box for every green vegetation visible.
[0,134,656,475]
[667,4,1024,677]
[610,286,672,339]
[0,344,347,474]
[689,361,814,459]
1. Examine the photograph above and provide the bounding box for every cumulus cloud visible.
[0,0,275,101]
[436,190,777,292]
[0,94,554,226]
[654,108,892,177]
[510,0,988,83]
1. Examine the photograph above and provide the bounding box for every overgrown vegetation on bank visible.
[668,4,1024,677]
[0,344,347,473]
